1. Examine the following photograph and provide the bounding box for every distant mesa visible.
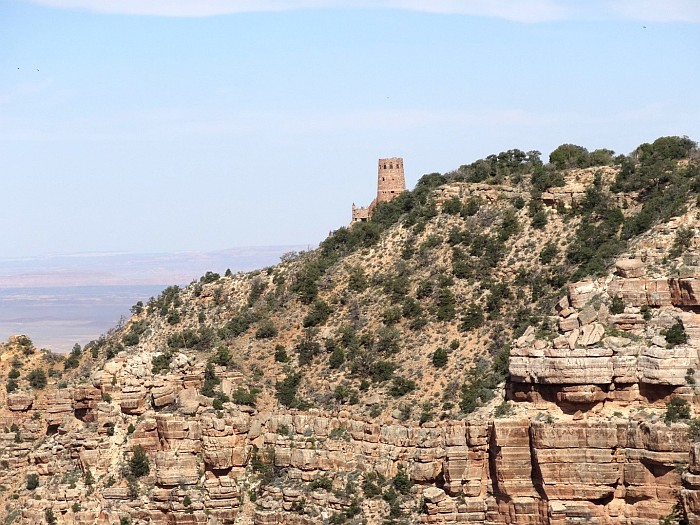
[351,157,406,225]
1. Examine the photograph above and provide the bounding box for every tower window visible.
[383,164,386,169]
[390,164,393,169]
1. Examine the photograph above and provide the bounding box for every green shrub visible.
[168,327,214,350]
[219,311,257,339]
[276,371,302,408]
[26,473,39,490]
[255,319,278,339]
[494,401,514,418]
[151,352,173,374]
[409,316,428,331]
[460,304,484,332]
[328,347,345,369]
[166,310,181,325]
[461,197,481,217]
[530,210,547,229]
[689,418,700,441]
[499,209,520,241]
[122,331,140,347]
[297,334,321,366]
[45,508,56,524]
[231,387,259,406]
[200,363,220,398]
[383,273,410,304]
[247,277,266,306]
[389,376,416,397]
[347,266,368,292]
[670,227,694,258]
[6,378,18,393]
[441,196,463,215]
[212,346,233,367]
[460,356,507,414]
[435,287,456,321]
[452,259,473,280]
[432,348,448,368]
[303,300,332,328]
[368,360,396,383]
[200,271,220,284]
[416,280,433,299]
[687,368,696,386]
[375,327,400,355]
[539,242,558,264]
[392,465,413,495]
[665,397,691,423]
[212,391,229,410]
[663,322,688,347]
[381,307,402,326]
[28,368,47,389]
[129,445,150,478]
[63,344,81,370]
[362,474,383,498]
[549,143,590,170]
[333,384,359,405]
[274,345,289,363]
[401,298,421,319]
[610,295,625,314]
[289,263,321,304]
[531,165,565,191]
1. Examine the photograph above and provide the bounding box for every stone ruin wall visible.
[351,203,371,224]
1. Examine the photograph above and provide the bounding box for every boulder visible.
[615,258,644,278]
[578,323,605,346]
[7,393,33,411]
[178,387,200,415]
[669,278,700,306]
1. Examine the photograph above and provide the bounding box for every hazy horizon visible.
[0,244,305,351]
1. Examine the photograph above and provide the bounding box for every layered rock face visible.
[5,393,695,525]
[510,265,700,408]
[505,259,700,524]
[3,271,700,523]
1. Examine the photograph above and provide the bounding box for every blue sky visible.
[1,0,699,258]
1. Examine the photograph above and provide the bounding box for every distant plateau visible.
[0,245,305,351]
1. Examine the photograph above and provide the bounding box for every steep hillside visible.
[1,136,700,525]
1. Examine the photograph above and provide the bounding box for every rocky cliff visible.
[2,138,700,525]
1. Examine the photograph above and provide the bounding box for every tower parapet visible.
[350,157,406,225]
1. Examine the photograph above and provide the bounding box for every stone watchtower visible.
[351,157,406,224]
[376,157,406,204]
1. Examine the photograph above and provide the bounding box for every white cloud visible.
[25,0,700,22]
[611,0,700,23]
